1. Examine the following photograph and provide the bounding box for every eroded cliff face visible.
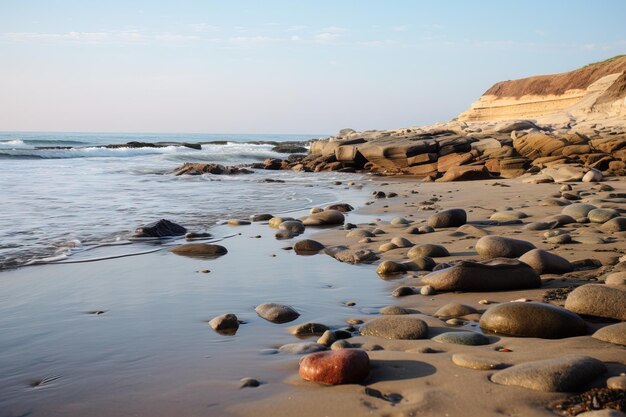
[458,56,626,122]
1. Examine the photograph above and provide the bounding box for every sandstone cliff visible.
[458,55,626,124]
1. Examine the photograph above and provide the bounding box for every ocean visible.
[0,131,358,269]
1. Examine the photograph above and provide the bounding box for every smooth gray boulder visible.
[255,303,300,323]
[421,259,540,292]
[408,244,450,258]
[432,331,490,346]
[479,302,587,338]
[561,203,597,219]
[476,236,535,258]
[427,209,467,228]
[587,209,619,224]
[490,355,606,392]
[564,284,626,321]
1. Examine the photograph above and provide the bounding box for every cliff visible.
[458,55,626,123]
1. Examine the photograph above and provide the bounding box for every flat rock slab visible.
[490,355,606,392]
[565,284,626,321]
[421,259,540,292]
[432,331,490,346]
[360,316,428,340]
[479,302,587,339]
[452,353,509,370]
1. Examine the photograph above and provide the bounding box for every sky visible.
[0,0,625,134]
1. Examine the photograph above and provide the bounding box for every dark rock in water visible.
[427,209,467,228]
[376,260,408,276]
[293,239,325,254]
[564,284,626,321]
[479,302,587,339]
[185,231,212,240]
[421,259,540,292]
[255,303,300,323]
[360,316,428,340]
[326,247,379,264]
[299,349,370,385]
[271,144,308,153]
[208,313,239,335]
[279,220,305,235]
[490,355,606,392]
[290,322,329,336]
[173,162,252,176]
[170,243,227,258]
[240,377,261,388]
[476,235,535,258]
[134,219,187,238]
[432,331,490,346]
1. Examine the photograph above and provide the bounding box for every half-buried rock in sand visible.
[170,243,228,258]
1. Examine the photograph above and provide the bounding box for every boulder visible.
[170,243,228,258]
[434,303,477,319]
[562,203,597,219]
[360,316,429,340]
[255,303,300,323]
[376,260,408,276]
[293,239,325,254]
[299,349,370,385]
[588,209,620,224]
[432,331,490,346]
[601,217,626,232]
[582,169,603,182]
[408,244,450,258]
[303,210,345,226]
[605,272,626,287]
[519,249,573,274]
[133,219,187,238]
[208,313,239,335]
[475,235,535,258]
[542,166,586,183]
[421,259,540,292]
[564,284,626,321]
[490,355,606,392]
[592,322,626,346]
[479,302,587,338]
[427,209,467,228]
[279,220,305,234]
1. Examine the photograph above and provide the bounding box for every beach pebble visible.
[446,318,465,325]
[592,323,626,346]
[170,243,227,258]
[605,272,626,286]
[418,225,435,234]
[279,220,305,234]
[279,342,327,354]
[607,375,626,390]
[601,217,626,233]
[476,236,535,258]
[376,260,407,276]
[255,303,300,323]
[434,303,477,319]
[378,242,399,252]
[455,224,489,237]
[299,349,370,385]
[379,306,414,315]
[564,284,626,321]
[360,316,428,340]
[407,256,436,271]
[545,214,577,226]
[490,210,527,221]
[208,313,239,335]
[309,207,323,214]
[390,237,413,248]
[317,330,337,346]
[293,239,325,254]
[240,377,261,388]
[289,322,329,336]
[269,216,294,228]
[490,355,606,392]
[420,285,435,296]
[408,244,450,258]
[478,299,492,305]
[562,203,597,219]
[546,233,572,244]
[421,259,540,292]
[392,286,416,297]
[331,340,353,350]
[330,248,379,264]
[452,353,508,370]
[523,221,554,231]
[427,208,467,228]
[390,217,411,226]
[582,169,603,182]
[541,198,570,207]
[346,229,375,239]
[480,302,587,338]
[251,213,273,222]
[518,249,573,274]
[588,209,620,224]
[303,210,345,226]
[227,219,251,226]
[432,331,490,346]
[275,230,295,240]
[185,231,212,240]
[325,203,353,212]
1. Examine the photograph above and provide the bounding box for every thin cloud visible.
[189,23,221,33]
[2,30,146,44]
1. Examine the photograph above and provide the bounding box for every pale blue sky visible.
[1,0,625,134]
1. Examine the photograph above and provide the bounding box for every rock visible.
[378,242,399,252]
[433,331,490,346]
[542,198,571,207]
[542,166,586,183]
[227,218,251,226]
[479,302,587,338]
[547,234,572,244]
[316,330,337,346]
[565,284,626,321]
[476,236,535,258]
[582,169,603,182]
[269,216,295,228]
[330,340,353,350]
[607,375,626,390]
[407,256,436,271]
[379,306,414,315]
[133,219,187,238]
[299,349,370,385]
[325,203,354,212]
[592,323,626,346]
[490,355,606,392]
[209,313,239,335]
[275,230,295,240]
[601,217,626,232]
[303,210,345,226]
[437,165,492,182]
[420,285,435,295]
[490,210,527,221]
[452,354,509,370]
[495,120,539,133]
[376,260,408,276]
[170,243,228,258]
[251,213,273,222]
[434,303,477,319]
[390,217,411,226]
[240,377,261,388]
[330,248,379,264]
[173,162,252,175]
[391,286,416,297]
[519,249,573,274]
[293,239,325,254]
[427,209,467,228]
[562,203,597,219]
[255,303,300,323]
[290,322,329,336]
[419,225,435,234]
[605,272,626,287]
[588,209,620,224]
[390,237,413,248]
[456,224,489,237]
[279,220,305,234]
[545,214,577,226]
[408,244,450,258]
[524,221,555,231]
[422,259,540,292]
[279,342,328,354]
[360,316,429,340]
[346,229,375,239]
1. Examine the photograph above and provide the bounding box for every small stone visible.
[519,249,573,274]
[432,331,490,346]
[208,313,239,335]
[582,169,603,182]
[601,217,626,233]
[379,305,414,315]
[279,220,305,235]
[293,239,325,254]
[299,349,370,385]
[255,303,300,323]
[588,209,620,224]
[228,219,251,226]
[240,377,260,388]
[434,303,477,319]
[390,217,411,226]
[279,342,328,354]
[390,237,413,248]
[330,340,352,350]
[478,299,491,305]
[606,375,626,390]
[408,244,450,258]
[303,210,345,226]
[490,210,527,221]
[562,203,597,219]
[378,242,399,252]
[170,243,228,258]
[392,286,416,297]
[427,208,467,228]
[289,322,329,336]
[546,234,572,244]
[420,285,435,296]
[317,330,337,346]
[376,260,407,276]
[419,225,435,234]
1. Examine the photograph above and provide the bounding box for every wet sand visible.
[1,175,625,417]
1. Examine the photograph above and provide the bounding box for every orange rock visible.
[299,349,370,385]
